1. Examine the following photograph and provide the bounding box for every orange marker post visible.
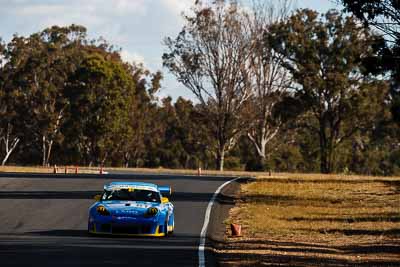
[230,223,242,237]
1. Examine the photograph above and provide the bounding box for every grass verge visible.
[0,165,100,174]
[0,165,306,177]
[218,174,400,266]
[0,165,267,176]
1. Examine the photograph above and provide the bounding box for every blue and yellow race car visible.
[88,182,174,237]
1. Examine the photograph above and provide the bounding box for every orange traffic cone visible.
[230,223,242,237]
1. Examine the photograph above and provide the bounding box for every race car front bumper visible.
[88,216,166,237]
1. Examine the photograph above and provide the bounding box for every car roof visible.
[104,182,158,191]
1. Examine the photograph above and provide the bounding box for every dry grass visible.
[107,167,269,177]
[219,174,400,266]
[0,165,100,174]
[0,166,54,173]
[0,165,262,176]
[2,165,400,181]
[0,165,298,177]
[257,172,400,181]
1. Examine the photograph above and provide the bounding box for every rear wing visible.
[158,186,172,197]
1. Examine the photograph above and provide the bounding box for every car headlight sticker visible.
[96,205,110,216]
[146,207,158,216]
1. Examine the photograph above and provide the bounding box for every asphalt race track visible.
[0,172,241,267]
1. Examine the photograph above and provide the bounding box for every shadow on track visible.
[0,191,100,199]
[28,229,89,237]
[0,190,237,204]
[0,232,201,267]
[217,239,400,267]
[26,229,200,242]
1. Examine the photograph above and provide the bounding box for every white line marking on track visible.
[198,177,241,267]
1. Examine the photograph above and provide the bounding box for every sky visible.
[0,0,339,101]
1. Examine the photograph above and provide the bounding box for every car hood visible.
[100,201,160,217]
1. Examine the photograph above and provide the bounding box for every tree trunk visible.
[320,148,329,174]
[1,124,20,166]
[124,152,130,168]
[319,126,329,174]
[1,138,20,166]
[42,136,47,167]
[326,139,334,174]
[2,147,16,166]
[42,136,53,167]
[101,152,108,167]
[259,155,267,171]
[319,141,333,173]
[247,123,281,172]
[46,140,53,167]
[216,147,225,171]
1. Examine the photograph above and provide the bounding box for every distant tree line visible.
[0,0,399,175]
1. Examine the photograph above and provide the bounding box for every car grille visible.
[112,224,152,234]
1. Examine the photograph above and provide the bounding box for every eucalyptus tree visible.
[163,0,253,170]
[122,65,162,167]
[0,39,21,166]
[269,9,387,173]
[245,0,293,168]
[173,97,214,169]
[340,0,400,39]
[0,123,20,166]
[65,48,135,166]
[339,0,400,126]
[4,25,87,166]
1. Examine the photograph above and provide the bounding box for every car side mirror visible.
[161,197,169,203]
[94,195,102,202]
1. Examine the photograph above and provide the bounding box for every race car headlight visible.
[96,205,110,216]
[145,207,159,217]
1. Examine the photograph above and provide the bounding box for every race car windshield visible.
[102,189,161,203]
